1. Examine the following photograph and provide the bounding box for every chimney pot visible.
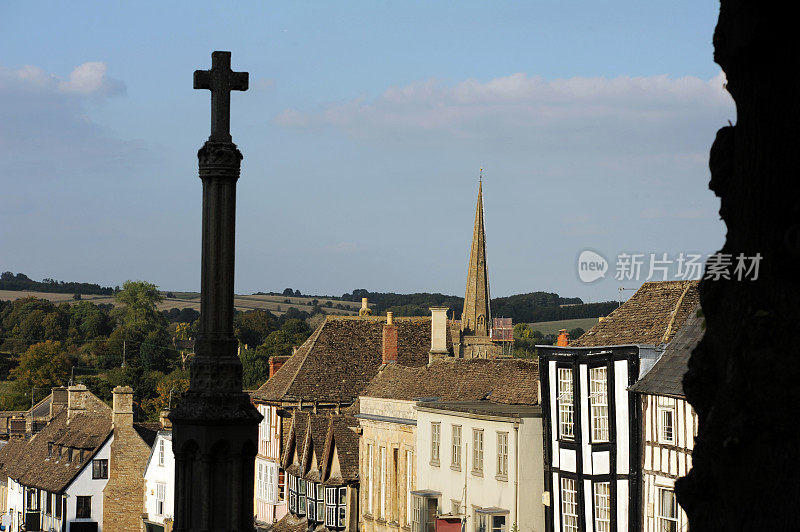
[386,311,394,326]
[359,297,372,316]
[556,329,570,347]
[160,409,173,430]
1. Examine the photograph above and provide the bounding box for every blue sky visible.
[0,1,732,302]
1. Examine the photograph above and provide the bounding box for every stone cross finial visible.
[194,51,249,142]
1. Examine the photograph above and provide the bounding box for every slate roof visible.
[630,307,704,398]
[282,411,359,485]
[571,280,699,347]
[271,513,309,532]
[0,410,112,493]
[361,358,539,405]
[252,316,441,404]
[134,422,162,447]
[324,415,359,484]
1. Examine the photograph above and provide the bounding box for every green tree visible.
[114,280,166,334]
[9,340,72,395]
[239,348,270,390]
[256,319,312,358]
[234,309,276,348]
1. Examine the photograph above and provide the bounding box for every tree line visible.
[0,271,115,295]
[0,281,317,419]
[340,289,616,322]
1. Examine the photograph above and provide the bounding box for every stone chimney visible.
[67,384,89,424]
[269,355,289,378]
[429,307,450,363]
[112,386,134,429]
[359,297,372,316]
[160,409,173,430]
[50,386,68,420]
[382,312,398,364]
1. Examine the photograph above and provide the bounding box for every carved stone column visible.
[170,51,261,532]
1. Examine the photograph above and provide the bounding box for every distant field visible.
[0,290,361,317]
[528,317,600,336]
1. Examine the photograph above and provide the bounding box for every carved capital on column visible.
[198,141,242,179]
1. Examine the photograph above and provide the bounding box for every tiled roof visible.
[252,316,440,404]
[324,415,359,484]
[0,410,112,492]
[271,513,309,532]
[571,281,699,347]
[361,358,539,405]
[630,307,704,397]
[282,412,310,469]
[134,422,162,447]
[308,414,330,466]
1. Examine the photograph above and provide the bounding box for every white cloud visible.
[0,62,137,181]
[0,61,125,96]
[274,71,733,159]
[58,62,125,95]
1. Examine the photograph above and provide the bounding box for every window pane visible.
[452,425,462,468]
[558,368,574,439]
[657,488,679,532]
[431,423,441,462]
[473,430,484,472]
[497,433,508,476]
[660,409,675,443]
[492,515,506,532]
[560,478,578,532]
[593,482,611,532]
[590,367,609,442]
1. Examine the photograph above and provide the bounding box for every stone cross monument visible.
[170,51,262,532]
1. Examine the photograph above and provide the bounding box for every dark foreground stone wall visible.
[677,1,800,530]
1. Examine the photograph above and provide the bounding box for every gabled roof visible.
[322,415,359,484]
[630,307,704,398]
[282,412,310,473]
[253,316,441,404]
[571,280,699,347]
[361,358,539,405]
[0,410,112,493]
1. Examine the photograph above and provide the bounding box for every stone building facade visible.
[103,386,160,532]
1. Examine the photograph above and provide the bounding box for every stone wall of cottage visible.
[103,386,151,532]
[359,397,417,532]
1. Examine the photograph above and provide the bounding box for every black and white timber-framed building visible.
[630,307,703,532]
[538,281,699,532]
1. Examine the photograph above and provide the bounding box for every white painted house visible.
[630,309,703,532]
[359,357,539,532]
[538,281,699,532]
[414,400,545,532]
[143,431,175,532]
[0,385,114,532]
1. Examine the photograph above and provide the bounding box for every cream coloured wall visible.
[359,396,418,532]
[415,408,545,532]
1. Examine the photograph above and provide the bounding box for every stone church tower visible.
[454,180,503,359]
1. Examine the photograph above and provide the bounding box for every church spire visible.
[461,177,491,336]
